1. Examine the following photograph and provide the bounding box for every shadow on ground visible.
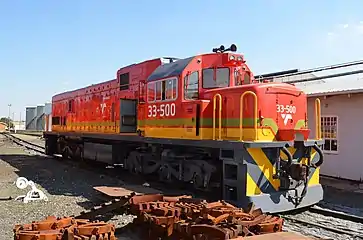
[318,185,363,217]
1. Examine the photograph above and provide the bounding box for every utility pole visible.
[7,104,11,130]
[12,112,15,131]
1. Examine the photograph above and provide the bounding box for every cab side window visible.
[147,82,155,102]
[147,77,178,103]
[235,70,251,85]
[119,72,130,90]
[184,71,199,100]
[244,72,251,84]
[166,78,177,100]
[234,69,242,86]
[155,81,163,101]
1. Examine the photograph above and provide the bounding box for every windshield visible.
[202,68,230,89]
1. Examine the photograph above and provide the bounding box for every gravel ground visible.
[3,134,363,240]
[0,134,141,240]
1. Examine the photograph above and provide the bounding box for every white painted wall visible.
[307,93,363,182]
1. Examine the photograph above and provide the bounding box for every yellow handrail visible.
[315,98,321,139]
[240,91,258,141]
[213,93,222,140]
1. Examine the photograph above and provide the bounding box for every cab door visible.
[182,71,200,139]
[182,102,198,138]
[119,99,137,133]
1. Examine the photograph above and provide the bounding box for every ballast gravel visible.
[283,210,363,240]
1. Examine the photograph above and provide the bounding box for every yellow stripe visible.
[280,147,297,160]
[52,124,277,141]
[246,173,262,196]
[246,148,280,190]
[308,150,320,186]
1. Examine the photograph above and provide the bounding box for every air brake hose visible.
[312,143,324,168]
[281,146,293,168]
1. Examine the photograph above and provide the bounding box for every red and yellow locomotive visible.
[44,44,324,213]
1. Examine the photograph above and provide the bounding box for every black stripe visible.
[261,148,278,166]
[293,147,304,160]
[243,148,276,193]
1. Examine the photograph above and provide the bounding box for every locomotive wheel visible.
[193,174,204,189]
[72,145,83,161]
[125,151,142,174]
[61,146,69,159]
[158,164,173,183]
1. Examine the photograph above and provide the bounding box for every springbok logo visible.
[100,103,106,114]
[280,113,292,126]
[276,104,296,126]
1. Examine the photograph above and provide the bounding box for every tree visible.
[0,117,14,129]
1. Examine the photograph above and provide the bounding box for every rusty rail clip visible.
[14,216,116,240]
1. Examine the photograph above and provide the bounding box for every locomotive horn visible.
[224,44,237,52]
[212,44,237,53]
[212,45,225,53]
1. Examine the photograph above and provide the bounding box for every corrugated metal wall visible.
[25,102,52,131]
[25,107,36,130]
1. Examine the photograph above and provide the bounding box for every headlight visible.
[229,55,235,60]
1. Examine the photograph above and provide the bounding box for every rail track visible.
[3,132,363,239]
[282,206,363,239]
[1,132,198,198]
[2,132,46,154]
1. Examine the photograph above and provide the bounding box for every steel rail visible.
[283,215,363,239]
[309,205,363,224]
[2,132,45,154]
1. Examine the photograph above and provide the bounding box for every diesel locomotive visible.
[44,44,324,213]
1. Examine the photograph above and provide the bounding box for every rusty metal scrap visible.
[14,193,289,240]
[128,193,285,239]
[14,216,116,240]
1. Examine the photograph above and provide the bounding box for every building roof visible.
[294,74,363,96]
[273,65,363,97]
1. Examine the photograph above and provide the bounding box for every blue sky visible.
[1,0,363,119]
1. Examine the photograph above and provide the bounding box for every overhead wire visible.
[255,59,363,83]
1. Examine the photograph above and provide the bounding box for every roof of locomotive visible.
[147,56,194,81]
[52,58,164,101]
[52,52,248,101]
[146,52,247,82]
[52,78,116,101]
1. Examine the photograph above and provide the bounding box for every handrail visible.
[212,94,222,140]
[240,91,258,141]
[315,98,321,139]
[138,81,145,103]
